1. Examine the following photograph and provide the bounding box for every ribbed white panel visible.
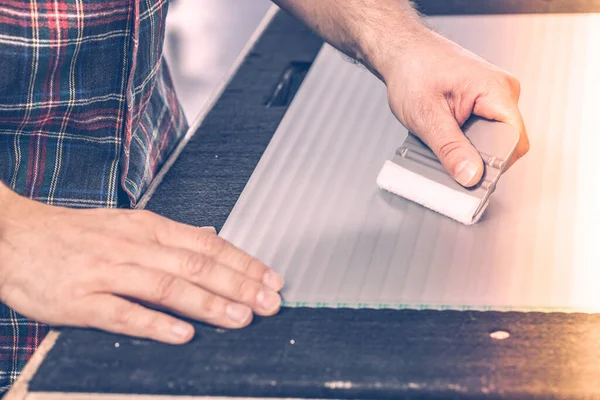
[219,14,600,312]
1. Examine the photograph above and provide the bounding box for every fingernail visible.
[262,270,284,290]
[226,304,252,323]
[454,159,479,186]
[171,322,194,340]
[257,290,281,312]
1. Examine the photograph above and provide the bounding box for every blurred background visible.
[164,0,273,122]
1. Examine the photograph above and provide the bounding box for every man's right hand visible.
[0,183,283,344]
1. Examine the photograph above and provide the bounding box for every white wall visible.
[164,0,273,121]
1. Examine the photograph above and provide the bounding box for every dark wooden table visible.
[6,2,600,399]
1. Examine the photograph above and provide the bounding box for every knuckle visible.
[242,258,266,279]
[137,209,153,219]
[181,253,215,278]
[66,281,94,299]
[233,278,259,303]
[237,256,256,275]
[437,139,464,161]
[512,77,521,93]
[154,274,178,304]
[131,310,156,332]
[195,232,227,256]
[500,72,520,97]
[198,295,222,319]
[128,209,155,224]
[106,303,137,328]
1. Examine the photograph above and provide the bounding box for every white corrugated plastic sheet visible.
[219,14,600,312]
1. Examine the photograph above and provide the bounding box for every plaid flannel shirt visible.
[0,0,188,392]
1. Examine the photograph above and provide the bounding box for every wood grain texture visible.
[25,309,600,398]
[414,0,600,15]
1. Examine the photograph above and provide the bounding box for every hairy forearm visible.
[271,0,429,82]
